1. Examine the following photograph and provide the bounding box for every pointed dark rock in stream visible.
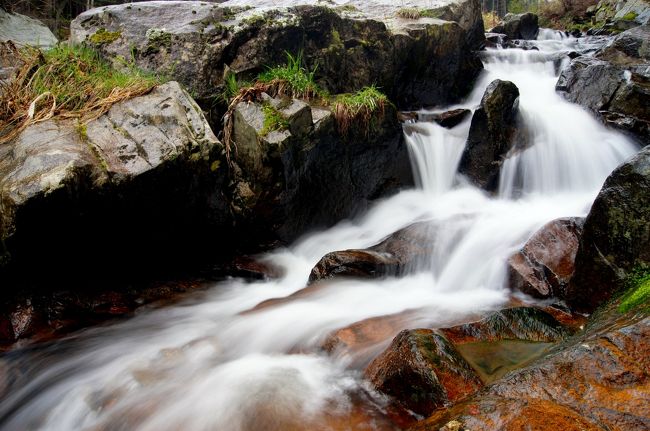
[365,329,483,417]
[568,145,650,312]
[458,79,523,191]
[489,13,539,40]
[508,217,584,300]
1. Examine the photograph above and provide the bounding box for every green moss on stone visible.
[621,11,638,21]
[260,103,289,137]
[89,28,122,45]
[619,269,650,313]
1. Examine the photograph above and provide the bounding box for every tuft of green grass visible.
[333,85,388,136]
[0,43,163,144]
[619,269,650,313]
[260,103,288,137]
[257,51,320,100]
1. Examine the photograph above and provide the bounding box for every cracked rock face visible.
[0,82,227,280]
[70,0,483,109]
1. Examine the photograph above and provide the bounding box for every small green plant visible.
[257,51,320,99]
[333,85,388,136]
[619,269,650,313]
[0,43,163,144]
[260,103,289,137]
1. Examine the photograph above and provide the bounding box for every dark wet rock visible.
[490,13,539,40]
[0,82,228,280]
[0,8,57,48]
[415,109,472,128]
[439,307,571,345]
[459,79,522,191]
[309,222,435,283]
[309,250,400,282]
[485,32,507,47]
[231,96,413,245]
[508,217,584,300]
[410,305,650,431]
[70,0,483,109]
[365,328,483,417]
[557,25,650,145]
[568,146,650,312]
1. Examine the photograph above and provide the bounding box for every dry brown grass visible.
[0,43,160,144]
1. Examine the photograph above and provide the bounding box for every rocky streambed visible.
[0,1,649,430]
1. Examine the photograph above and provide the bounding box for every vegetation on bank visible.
[222,51,390,162]
[0,43,162,144]
[619,268,650,313]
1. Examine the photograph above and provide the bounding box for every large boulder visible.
[0,8,57,49]
[410,306,650,431]
[70,0,483,109]
[490,13,539,40]
[568,146,650,312]
[365,328,483,417]
[229,96,413,244]
[557,25,650,145]
[508,217,584,300]
[0,82,228,281]
[458,79,522,191]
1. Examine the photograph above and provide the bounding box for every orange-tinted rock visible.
[365,329,482,417]
[508,217,583,299]
[321,312,417,368]
[409,306,650,431]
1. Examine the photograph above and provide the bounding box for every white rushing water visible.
[0,32,639,430]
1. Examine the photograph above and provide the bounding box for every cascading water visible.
[0,32,639,430]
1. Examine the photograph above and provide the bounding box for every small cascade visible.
[0,31,640,431]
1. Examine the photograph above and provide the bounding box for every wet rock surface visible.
[309,222,435,283]
[508,217,584,300]
[490,12,539,40]
[459,79,522,191]
[557,25,650,145]
[70,0,483,109]
[569,146,650,312]
[365,328,483,417]
[439,307,571,345]
[0,82,228,281]
[410,305,650,431]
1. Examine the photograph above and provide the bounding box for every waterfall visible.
[0,34,638,430]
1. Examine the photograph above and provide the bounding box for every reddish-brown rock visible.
[365,329,482,417]
[409,306,650,431]
[508,217,584,299]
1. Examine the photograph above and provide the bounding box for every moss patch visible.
[621,11,638,21]
[260,103,288,137]
[619,269,650,313]
[395,7,440,19]
[89,28,122,45]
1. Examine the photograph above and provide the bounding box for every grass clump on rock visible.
[0,43,162,144]
[257,51,320,100]
[333,86,388,136]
